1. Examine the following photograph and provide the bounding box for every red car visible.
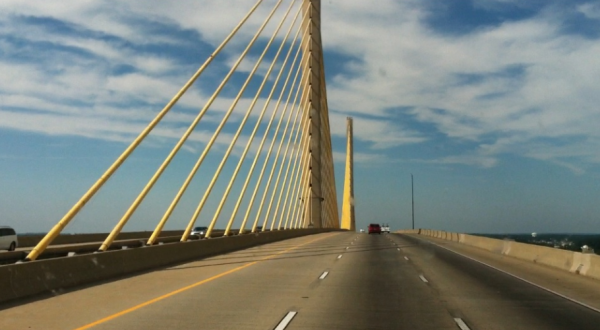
[368,223,381,234]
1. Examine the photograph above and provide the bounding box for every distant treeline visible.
[472,233,600,255]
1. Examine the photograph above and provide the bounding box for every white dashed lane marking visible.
[319,271,329,280]
[419,275,429,283]
[454,318,471,330]
[274,311,298,330]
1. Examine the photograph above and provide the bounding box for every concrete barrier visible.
[504,241,575,271]
[394,229,419,234]
[584,254,600,280]
[0,229,339,305]
[450,232,459,242]
[460,234,506,254]
[1,235,191,265]
[409,229,600,282]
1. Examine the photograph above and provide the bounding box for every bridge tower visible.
[341,117,356,231]
[301,0,329,228]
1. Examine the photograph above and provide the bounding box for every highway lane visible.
[287,233,458,329]
[391,234,600,330]
[2,232,600,329]
[0,232,352,329]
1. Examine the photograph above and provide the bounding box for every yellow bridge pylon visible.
[341,117,355,231]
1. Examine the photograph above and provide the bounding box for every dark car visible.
[368,223,381,234]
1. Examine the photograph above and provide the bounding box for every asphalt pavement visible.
[1,232,600,329]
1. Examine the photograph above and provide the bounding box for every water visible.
[472,233,600,255]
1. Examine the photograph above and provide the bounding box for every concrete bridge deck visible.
[2,232,600,329]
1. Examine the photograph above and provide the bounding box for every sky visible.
[1,0,600,234]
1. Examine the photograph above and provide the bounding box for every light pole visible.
[411,174,415,230]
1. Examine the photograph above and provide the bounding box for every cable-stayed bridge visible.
[23,0,342,262]
[2,1,600,329]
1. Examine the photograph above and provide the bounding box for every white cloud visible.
[328,111,426,149]
[434,155,499,168]
[1,0,600,173]
[320,0,600,170]
[578,3,600,19]
[333,150,390,165]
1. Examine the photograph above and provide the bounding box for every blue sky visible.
[1,0,600,234]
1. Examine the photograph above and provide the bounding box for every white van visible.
[0,226,18,251]
[381,224,390,233]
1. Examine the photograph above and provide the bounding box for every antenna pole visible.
[411,174,414,230]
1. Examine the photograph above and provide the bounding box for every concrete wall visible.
[0,229,339,305]
[399,229,600,282]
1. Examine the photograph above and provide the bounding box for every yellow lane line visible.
[74,233,339,330]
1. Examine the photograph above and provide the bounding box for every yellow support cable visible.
[320,145,334,218]
[292,136,311,229]
[258,96,305,231]
[318,130,331,226]
[271,112,308,230]
[294,165,311,229]
[212,2,303,236]
[181,0,291,241]
[24,0,265,260]
[326,134,339,220]
[280,135,306,229]
[309,32,338,228]
[290,173,305,228]
[318,76,338,227]
[285,113,311,229]
[326,161,337,226]
[289,144,307,229]
[247,69,310,233]
[261,87,309,231]
[285,149,308,229]
[293,119,313,229]
[291,125,312,229]
[143,0,284,246]
[243,70,303,234]
[293,99,313,229]
[274,105,310,229]
[288,112,311,226]
[282,116,311,229]
[270,105,310,230]
[220,10,306,236]
[233,28,308,235]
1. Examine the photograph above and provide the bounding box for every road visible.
[1,232,600,329]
